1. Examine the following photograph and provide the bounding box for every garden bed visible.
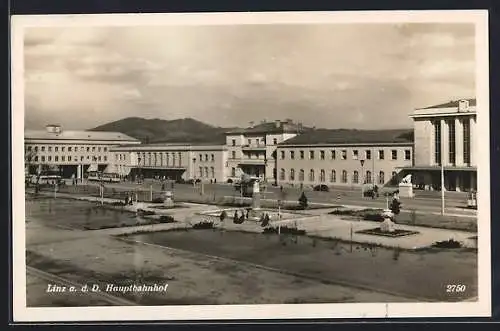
[356,228,420,238]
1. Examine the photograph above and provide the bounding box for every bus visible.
[29,174,64,187]
[87,171,120,183]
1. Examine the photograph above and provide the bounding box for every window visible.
[35,156,39,162]
[232,139,236,146]
[366,171,372,184]
[352,150,359,160]
[68,147,72,152]
[280,169,285,180]
[353,171,359,184]
[300,151,305,159]
[205,154,209,162]
[199,167,203,177]
[404,150,411,161]
[204,167,209,178]
[61,146,65,152]
[365,150,371,160]
[248,139,252,145]
[98,147,101,152]
[299,169,305,181]
[280,151,285,160]
[290,168,295,181]
[27,146,32,151]
[199,154,203,162]
[434,120,442,165]
[231,151,236,159]
[68,156,72,162]
[104,147,107,152]
[48,146,52,152]
[273,138,278,145]
[41,146,45,152]
[92,147,96,152]
[41,156,45,162]
[320,150,325,160]
[35,146,38,152]
[341,170,348,183]
[87,147,90,152]
[211,154,215,162]
[391,150,398,160]
[331,150,336,160]
[104,156,107,162]
[211,167,215,178]
[309,151,315,159]
[448,120,456,165]
[61,156,65,161]
[378,150,384,160]
[463,118,471,164]
[320,169,325,182]
[290,151,295,159]
[309,169,315,182]
[231,167,236,177]
[179,153,182,166]
[392,171,397,182]
[341,150,347,160]
[48,156,52,161]
[379,171,385,184]
[98,156,102,161]
[330,170,336,182]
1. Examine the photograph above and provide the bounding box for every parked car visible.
[313,184,329,192]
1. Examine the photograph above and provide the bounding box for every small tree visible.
[298,192,308,210]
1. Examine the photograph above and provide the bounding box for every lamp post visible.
[441,161,445,215]
[360,159,365,198]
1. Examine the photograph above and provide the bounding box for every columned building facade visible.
[401,99,477,192]
[110,144,228,183]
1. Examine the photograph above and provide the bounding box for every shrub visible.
[433,239,462,248]
[159,215,176,223]
[262,226,306,235]
[298,192,308,209]
[219,210,227,221]
[192,221,215,229]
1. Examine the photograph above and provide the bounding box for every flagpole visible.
[441,161,445,215]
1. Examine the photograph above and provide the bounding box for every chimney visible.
[275,120,281,128]
[458,99,470,112]
[46,124,62,134]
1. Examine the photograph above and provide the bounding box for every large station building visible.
[24,98,478,192]
[398,98,477,192]
[24,124,140,179]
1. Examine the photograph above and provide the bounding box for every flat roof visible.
[417,98,476,110]
[226,121,306,135]
[25,130,139,142]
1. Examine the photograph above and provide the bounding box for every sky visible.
[23,22,476,130]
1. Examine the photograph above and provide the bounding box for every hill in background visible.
[90,117,233,144]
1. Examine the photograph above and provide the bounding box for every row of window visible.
[26,145,108,153]
[27,155,108,163]
[137,152,183,167]
[199,166,216,178]
[197,154,216,163]
[278,168,397,185]
[278,149,411,161]
[434,118,471,165]
[231,138,279,146]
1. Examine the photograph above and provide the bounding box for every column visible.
[455,175,461,192]
[77,164,81,179]
[455,117,464,166]
[441,119,449,166]
[470,116,477,166]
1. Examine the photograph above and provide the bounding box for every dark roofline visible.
[417,98,476,110]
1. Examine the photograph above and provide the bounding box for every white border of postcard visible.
[11,10,491,322]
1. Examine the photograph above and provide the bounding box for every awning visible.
[396,166,477,172]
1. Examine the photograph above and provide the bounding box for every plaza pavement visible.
[39,192,477,250]
[77,180,477,217]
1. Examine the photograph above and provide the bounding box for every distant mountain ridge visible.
[90,117,413,145]
[90,117,233,144]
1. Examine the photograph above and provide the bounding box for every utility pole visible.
[441,162,445,215]
[360,159,365,198]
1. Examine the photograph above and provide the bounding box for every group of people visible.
[123,192,137,206]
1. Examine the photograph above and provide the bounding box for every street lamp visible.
[360,159,365,198]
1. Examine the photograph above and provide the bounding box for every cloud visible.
[22,23,476,130]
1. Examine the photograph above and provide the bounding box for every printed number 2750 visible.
[446,284,467,293]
